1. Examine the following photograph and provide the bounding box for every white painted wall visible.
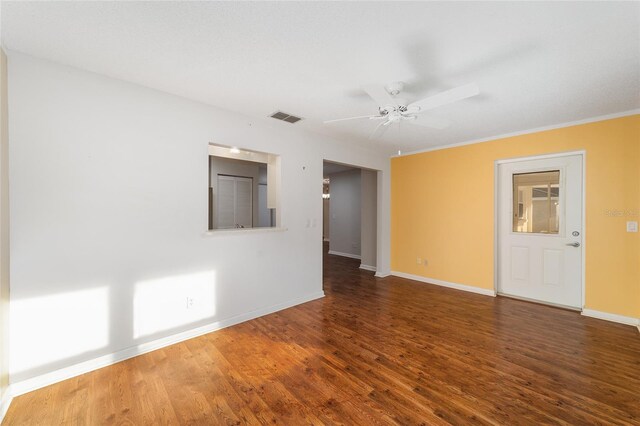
[9,52,389,388]
[360,169,377,269]
[328,169,361,258]
[0,49,11,413]
[7,51,391,386]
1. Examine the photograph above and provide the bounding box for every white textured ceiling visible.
[2,1,639,154]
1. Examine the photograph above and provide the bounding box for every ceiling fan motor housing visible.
[379,104,410,116]
[385,81,405,96]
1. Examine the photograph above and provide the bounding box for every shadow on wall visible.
[10,267,220,384]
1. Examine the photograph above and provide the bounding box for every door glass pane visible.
[513,170,560,234]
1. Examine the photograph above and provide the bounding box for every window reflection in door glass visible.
[513,171,560,234]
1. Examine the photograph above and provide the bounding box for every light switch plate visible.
[627,221,638,232]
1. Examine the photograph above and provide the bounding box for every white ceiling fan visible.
[324,81,479,138]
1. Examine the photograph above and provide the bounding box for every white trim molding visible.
[359,264,376,272]
[393,109,640,158]
[328,250,361,260]
[0,386,12,424]
[581,309,640,330]
[391,271,496,297]
[494,149,586,165]
[9,291,325,397]
[374,272,390,278]
[203,227,288,237]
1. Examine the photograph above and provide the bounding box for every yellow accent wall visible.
[391,115,640,318]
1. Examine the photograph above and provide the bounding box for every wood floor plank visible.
[3,245,640,425]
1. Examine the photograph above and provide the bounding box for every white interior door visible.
[498,154,583,308]
[217,176,236,229]
[217,175,253,229]
[234,177,253,228]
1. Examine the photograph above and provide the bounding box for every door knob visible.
[566,242,581,247]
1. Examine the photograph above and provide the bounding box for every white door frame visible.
[493,150,586,310]
[322,160,383,273]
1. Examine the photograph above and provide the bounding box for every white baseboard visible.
[374,271,390,278]
[581,309,640,329]
[328,250,361,260]
[390,271,496,297]
[0,386,12,424]
[359,264,376,272]
[10,291,325,397]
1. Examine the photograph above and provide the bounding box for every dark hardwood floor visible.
[4,245,640,425]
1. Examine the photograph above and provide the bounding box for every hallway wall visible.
[328,169,361,258]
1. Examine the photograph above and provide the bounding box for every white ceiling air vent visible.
[270,111,303,124]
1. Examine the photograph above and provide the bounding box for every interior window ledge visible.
[203,227,288,237]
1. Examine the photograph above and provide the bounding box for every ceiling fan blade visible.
[362,84,396,106]
[410,115,451,130]
[369,120,391,139]
[324,115,381,124]
[408,83,479,112]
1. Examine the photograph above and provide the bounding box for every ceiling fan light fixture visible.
[325,81,477,137]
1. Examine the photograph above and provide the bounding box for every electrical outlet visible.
[416,257,422,265]
[186,297,194,309]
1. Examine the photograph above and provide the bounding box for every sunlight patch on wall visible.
[10,286,109,375]
[134,271,217,339]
